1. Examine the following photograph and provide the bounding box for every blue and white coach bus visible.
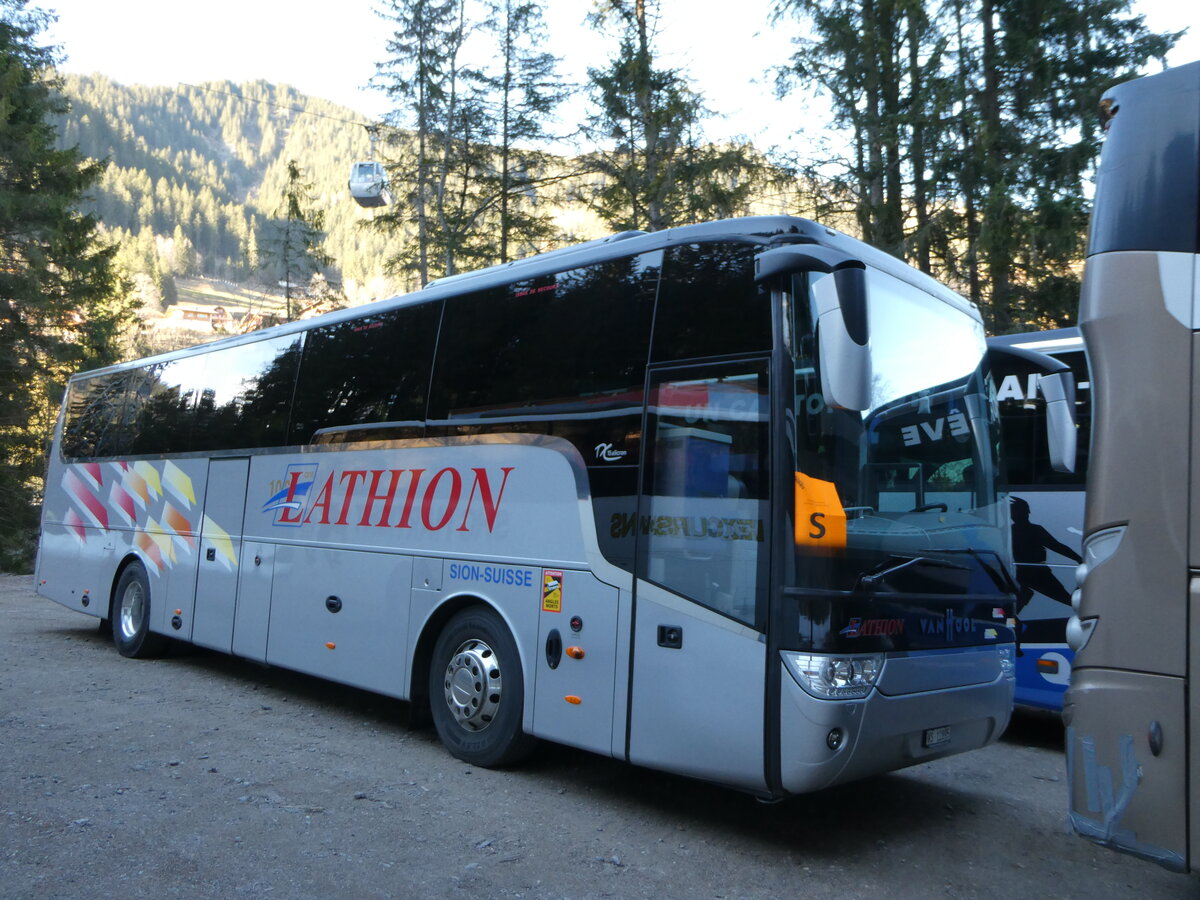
[989,328,1090,711]
[38,216,1055,797]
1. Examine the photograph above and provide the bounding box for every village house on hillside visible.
[163,303,231,332]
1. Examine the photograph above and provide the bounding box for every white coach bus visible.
[38,216,1051,797]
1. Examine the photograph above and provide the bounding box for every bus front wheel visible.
[429,606,535,767]
[112,563,169,659]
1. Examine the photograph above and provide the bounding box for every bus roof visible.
[1089,60,1200,257]
[73,215,980,380]
[987,327,1082,354]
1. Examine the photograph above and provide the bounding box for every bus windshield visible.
[792,268,1009,602]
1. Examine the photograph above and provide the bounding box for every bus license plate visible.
[924,725,951,748]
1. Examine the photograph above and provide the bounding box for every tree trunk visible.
[953,0,982,306]
[860,0,885,247]
[878,0,905,257]
[907,5,931,272]
[634,0,662,231]
[980,0,1011,332]
[499,0,513,264]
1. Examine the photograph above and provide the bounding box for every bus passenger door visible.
[191,457,249,652]
[627,361,771,792]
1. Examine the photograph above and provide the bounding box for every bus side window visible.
[62,372,130,459]
[428,254,659,574]
[125,359,201,455]
[638,362,771,628]
[191,334,302,452]
[651,242,770,362]
[290,302,441,443]
[427,254,657,447]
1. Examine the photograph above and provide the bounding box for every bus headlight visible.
[782,652,883,699]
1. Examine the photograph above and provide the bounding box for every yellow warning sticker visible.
[794,473,847,549]
[542,569,563,612]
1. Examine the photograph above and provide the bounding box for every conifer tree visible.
[970,0,1177,331]
[0,0,138,570]
[774,0,1178,330]
[481,0,568,262]
[583,0,766,232]
[261,160,334,320]
[374,0,570,277]
[583,0,700,231]
[373,0,471,285]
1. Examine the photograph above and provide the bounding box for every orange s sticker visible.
[794,473,847,549]
[542,569,563,612]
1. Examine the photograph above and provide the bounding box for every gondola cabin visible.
[348,161,390,208]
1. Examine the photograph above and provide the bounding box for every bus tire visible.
[429,606,535,768]
[112,563,169,659]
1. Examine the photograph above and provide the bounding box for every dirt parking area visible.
[2,574,1196,899]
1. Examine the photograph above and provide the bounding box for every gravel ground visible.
[2,574,1196,899]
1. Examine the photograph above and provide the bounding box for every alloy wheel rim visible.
[118,580,144,642]
[443,637,502,732]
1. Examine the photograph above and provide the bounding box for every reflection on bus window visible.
[791,267,1007,598]
[639,362,770,628]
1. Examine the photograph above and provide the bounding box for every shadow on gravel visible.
[515,742,991,864]
[1002,709,1065,752]
[53,617,419,730]
[47,614,1035,865]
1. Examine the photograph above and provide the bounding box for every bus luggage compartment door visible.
[192,458,250,652]
[266,546,412,697]
[232,541,274,662]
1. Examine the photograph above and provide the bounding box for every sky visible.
[36,0,1200,156]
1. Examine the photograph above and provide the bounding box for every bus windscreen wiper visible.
[854,555,970,594]
[923,547,1019,595]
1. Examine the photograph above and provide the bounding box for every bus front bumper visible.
[777,661,1013,795]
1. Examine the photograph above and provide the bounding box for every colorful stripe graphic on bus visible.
[201,513,238,570]
[59,460,199,573]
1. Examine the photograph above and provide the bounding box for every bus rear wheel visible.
[429,606,535,767]
[112,562,169,659]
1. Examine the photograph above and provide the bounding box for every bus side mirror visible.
[812,267,871,411]
[756,246,871,411]
[1040,370,1077,474]
[987,344,1078,474]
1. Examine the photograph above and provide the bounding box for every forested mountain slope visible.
[52,75,401,302]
